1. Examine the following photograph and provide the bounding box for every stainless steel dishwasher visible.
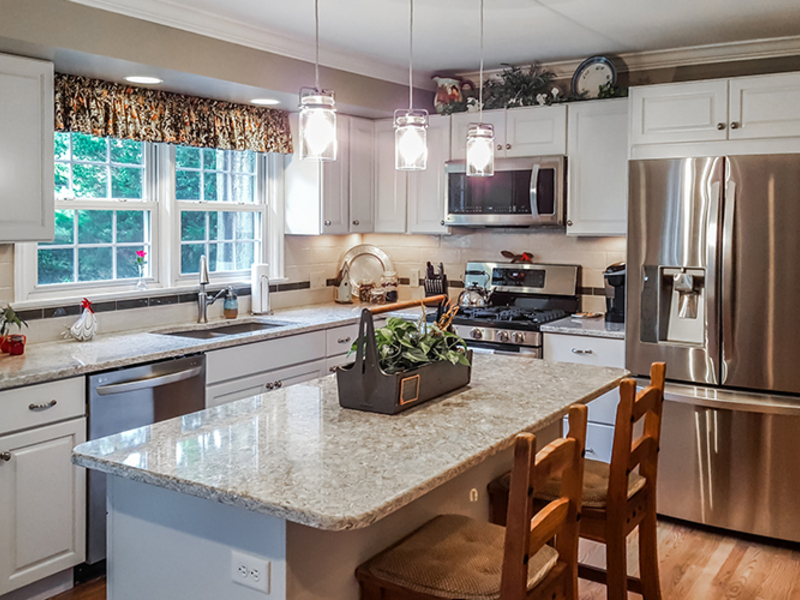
[86,354,206,564]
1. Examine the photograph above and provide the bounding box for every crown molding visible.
[67,0,435,89]
[457,35,800,82]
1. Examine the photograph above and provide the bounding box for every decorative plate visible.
[341,245,394,297]
[572,56,617,99]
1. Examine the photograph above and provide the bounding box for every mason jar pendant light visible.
[466,0,494,177]
[394,0,428,171]
[299,0,337,161]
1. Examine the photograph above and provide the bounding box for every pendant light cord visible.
[315,0,320,91]
[479,0,484,122]
[408,0,414,110]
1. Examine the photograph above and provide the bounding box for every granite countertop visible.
[540,316,625,340]
[72,355,627,531]
[0,302,433,391]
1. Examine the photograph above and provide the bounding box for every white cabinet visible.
[631,72,800,147]
[374,119,407,233]
[450,106,566,160]
[0,411,86,595]
[407,115,450,234]
[566,98,629,236]
[206,360,326,408]
[285,114,373,235]
[0,53,54,242]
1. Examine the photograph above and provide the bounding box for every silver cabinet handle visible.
[730,121,740,129]
[586,447,596,456]
[506,143,511,150]
[337,336,351,344]
[29,399,57,411]
[324,220,331,227]
[352,220,360,226]
[571,348,593,355]
[0,452,11,462]
[717,122,726,130]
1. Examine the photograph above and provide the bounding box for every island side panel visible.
[106,476,287,600]
[285,420,559,600]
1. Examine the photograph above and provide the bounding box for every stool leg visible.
[638,508,662,600]
[605,529,628,600]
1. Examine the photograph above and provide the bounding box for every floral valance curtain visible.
[54,73,293,154]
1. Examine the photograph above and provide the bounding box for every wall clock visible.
[572,56,617,99]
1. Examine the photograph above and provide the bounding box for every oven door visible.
[444,156,565,227]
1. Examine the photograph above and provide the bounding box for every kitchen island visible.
[73,354,626,600]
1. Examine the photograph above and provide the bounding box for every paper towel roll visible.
[251,263,271,314]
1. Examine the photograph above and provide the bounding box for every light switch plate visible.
[310,271,325,290]
[410,269,420,288]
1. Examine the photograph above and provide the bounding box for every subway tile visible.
[117,298,148,311]
[148,295,179,306]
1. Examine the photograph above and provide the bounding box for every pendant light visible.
[466,0,494,177]
[394,0,428,171]
[299,0,337,161]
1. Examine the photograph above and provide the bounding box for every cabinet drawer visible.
[0,377,85,436]
[206,360,325,408]
[326,318,385,357]
[206,331,325,384]
[564,418,615,463]
[543,334,624,368]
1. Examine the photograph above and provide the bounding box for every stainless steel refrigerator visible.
[627,155,800,543]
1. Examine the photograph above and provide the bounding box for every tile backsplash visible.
[0,244,13,305]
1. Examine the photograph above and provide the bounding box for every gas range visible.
[453,262,580,357]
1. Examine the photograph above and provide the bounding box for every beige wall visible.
[0,245,12,306]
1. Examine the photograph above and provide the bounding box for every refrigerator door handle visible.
[721,179,737,383]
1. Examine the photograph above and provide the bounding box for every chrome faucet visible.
[198,255,226,324]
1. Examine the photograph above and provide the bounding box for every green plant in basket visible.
[351,310,471,375]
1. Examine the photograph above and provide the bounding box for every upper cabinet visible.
[566,98,629,237]
[630,72,800,147]
[373,119,407,233]
[450,105,567,160]
[0,53,54,242]
[285,114,374,235]
[407,115,450,234]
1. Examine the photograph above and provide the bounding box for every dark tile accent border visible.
[44,305,81,319]
[117,298,148,310]
[578,286,606,297]
[15,308,44,322]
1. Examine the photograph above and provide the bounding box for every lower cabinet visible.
[0,417,86,595]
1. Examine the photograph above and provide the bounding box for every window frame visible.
[14,138,285,306]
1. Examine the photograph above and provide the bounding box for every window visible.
[16,133,283,302]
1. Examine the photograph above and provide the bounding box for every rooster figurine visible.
[65,298,98,342]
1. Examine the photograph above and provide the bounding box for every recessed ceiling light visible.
[124,76,163,85]
[250,98,280,106]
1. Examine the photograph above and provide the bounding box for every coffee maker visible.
[603,263,625,323]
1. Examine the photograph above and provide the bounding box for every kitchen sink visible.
[159,321,288,339]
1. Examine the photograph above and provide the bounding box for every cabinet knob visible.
[329,366,337,373]
[566,220,573,227]
[506,143,511,150]
[497,144,503,151]
[352,220,360,226]
[265,382,274,390]
[324,220,332,227]
[440,220,445,226]
[274,380,282,389]
[730,121,740,130]
[337,336,351,344]
[0,452,11,462]
[717,122,727,130]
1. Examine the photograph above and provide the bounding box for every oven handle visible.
[529,164,540,218]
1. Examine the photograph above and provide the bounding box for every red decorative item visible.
[7,334,25,356]
[81,298,94,313]
[0,336,9,353]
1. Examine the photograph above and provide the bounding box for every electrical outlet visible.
[410,269,420,288]
[231,550,270,594]
[310,270,326,290]
[469,488,479,502]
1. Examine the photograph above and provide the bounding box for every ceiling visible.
[71,0,800,83]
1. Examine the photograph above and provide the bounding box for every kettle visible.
[458,282,490,308]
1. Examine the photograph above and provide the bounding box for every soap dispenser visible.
[223,286,238,319]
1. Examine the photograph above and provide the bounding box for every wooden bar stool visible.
[355,405,588,600]
[487,363,667,600]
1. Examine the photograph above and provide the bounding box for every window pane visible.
[175,146,200,169]
[209,212,236,242]
[176,170,200,200]
[232,150,256,174]
[236,241,255,270]
[232,174,254,204]
[181,211,206,241]
[40,209,75,246]
[78,210,113,244]
[111,166,143,199]
[55,133,70,160]
[117,246,146,279]
[210,243,235,272]
[78,247,113,281]
[38,248,74,284]
[203,149,227,171]
[72,133,107,162]
[55,163,71,198]
[181,244,204,274]
[110,139,143,165]
[235,212,256,239]
[72,163,108,198]
[203,172,225,202]
[117,211,146,243]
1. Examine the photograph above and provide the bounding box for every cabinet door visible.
[320,115,350,234]
[0,54,54,242]
[630,80,729,145]
[566,99,629,236]
[348,117,374,232]
[505,105,567,157]
[450,110,505,160]
[0,418,86,595]
[407,115,450,234]
[373,119,407,233]
[729,72,800,140]
[206,360,326,407]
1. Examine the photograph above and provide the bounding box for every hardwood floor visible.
[50,520,800,600]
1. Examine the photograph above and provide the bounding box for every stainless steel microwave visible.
[444,156,565,227]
